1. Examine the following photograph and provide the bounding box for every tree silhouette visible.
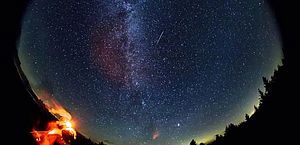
[254,105,258,111]
[224,123,236,135]
[190,58,294,145]
[190,139,197,145]
[245,114,250,121]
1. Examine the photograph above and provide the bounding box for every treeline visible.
[190,59,294,145]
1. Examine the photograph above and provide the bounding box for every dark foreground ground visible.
[2,0,298,145]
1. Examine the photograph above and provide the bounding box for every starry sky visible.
[18,0,282,145]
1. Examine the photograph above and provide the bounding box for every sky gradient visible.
[18,0,282,145]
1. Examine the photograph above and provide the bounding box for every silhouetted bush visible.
[190,139,197,145]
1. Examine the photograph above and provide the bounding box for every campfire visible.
[31,99,76,145]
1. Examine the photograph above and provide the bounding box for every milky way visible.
[18,0,282,145]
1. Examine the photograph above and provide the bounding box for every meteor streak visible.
[156,31,164,45]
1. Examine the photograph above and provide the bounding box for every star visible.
[18,0,282,145]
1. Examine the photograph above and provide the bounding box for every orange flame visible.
[32,92,76,145]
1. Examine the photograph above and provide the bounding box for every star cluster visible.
[18,0,282,145]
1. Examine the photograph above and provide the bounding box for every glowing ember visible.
[32,118,76,145]
[31,97,76,145]
[65,121,72,128]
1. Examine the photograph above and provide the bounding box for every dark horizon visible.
[3,0,297,145]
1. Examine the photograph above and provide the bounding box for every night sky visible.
[18,0,282,145]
